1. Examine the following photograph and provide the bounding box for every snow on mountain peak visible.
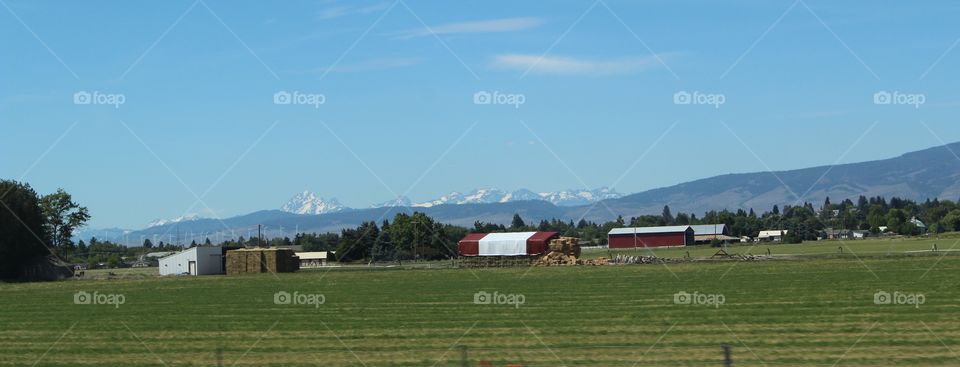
[282,191,349,215]
[372,196,413,208]
[281,187,622,212]
[411,187,622,207]
[146,214,202,228]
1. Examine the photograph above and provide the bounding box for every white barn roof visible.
[757,230,787,238]
[689,224,727,235]
[297,252,330,260]
[479,232,537,256]
[609,226,692,236]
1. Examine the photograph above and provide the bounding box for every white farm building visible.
[159,246,224,276]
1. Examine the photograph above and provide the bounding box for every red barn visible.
[458,232,559,257]
[608,226,694,248]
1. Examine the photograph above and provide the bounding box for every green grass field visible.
[2,240,960,366]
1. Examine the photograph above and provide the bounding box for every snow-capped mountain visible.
[412,188,622,207]
[280,188,622,213]
[146,214,202,228]
[538,187,623,206]
[282,191,350,215]
[372,196,413,208]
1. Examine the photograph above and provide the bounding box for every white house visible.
[756,230,788,242]
[159,247,223,276]
[910,217,927,233]
[296,251,334,268]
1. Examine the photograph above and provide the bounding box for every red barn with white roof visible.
[458,232,559,257]
[608,226,693,248]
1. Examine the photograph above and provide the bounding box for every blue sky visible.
[2,0,960,229]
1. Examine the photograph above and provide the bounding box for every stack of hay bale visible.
[533,237,581,266]
[226,248,300,275]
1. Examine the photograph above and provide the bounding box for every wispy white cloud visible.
[490,53,675,76]
[319,57,423,73]
[319,2,391,20]
[391,17,544,39]
[289,57,423,75]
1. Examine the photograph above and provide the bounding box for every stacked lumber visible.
[533,237,581,266]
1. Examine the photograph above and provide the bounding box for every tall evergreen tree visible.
[511,214,526,229]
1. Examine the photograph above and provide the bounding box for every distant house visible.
[878,226,889,233]
[297,251,334,268]
[756,230,788,242]
[910,217,928,233]
[852,230,870,239]
[822,228,852,240]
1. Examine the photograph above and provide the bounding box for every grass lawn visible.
[2,253,959,366]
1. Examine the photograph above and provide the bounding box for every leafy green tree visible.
[0,180,51,279]
[39,189,90,256]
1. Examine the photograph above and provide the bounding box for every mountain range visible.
[96,142,960,245]
[281,187,623,215]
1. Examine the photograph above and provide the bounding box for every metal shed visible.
[158,246,224,276]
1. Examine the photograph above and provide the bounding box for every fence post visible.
[722,344,732,367]
[459,345,468,367]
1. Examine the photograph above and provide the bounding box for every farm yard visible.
[2,246,959,366]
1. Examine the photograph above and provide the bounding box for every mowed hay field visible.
[2,256,960,366]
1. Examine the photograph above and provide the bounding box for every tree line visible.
[0,180,89,279]
[281,195,958,261]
